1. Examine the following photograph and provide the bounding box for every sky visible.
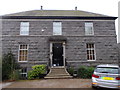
[0,0,120,42]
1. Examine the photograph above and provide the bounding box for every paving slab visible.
[2,79,92,88]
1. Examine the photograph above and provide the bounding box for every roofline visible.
[97,64,119,68]
[1,16,117,20]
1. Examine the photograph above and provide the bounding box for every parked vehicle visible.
[92,64,120,89]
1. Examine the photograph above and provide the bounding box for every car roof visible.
[96,64,119,68]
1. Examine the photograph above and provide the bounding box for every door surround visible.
[50,42,65,67]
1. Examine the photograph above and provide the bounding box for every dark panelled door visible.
[52,43,63,66]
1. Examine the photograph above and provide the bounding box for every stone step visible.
[49,73,68,75]
[47,74,70,76]
[45,76,72,79]
[45,67,72,79]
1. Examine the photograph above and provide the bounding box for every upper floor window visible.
[85,22,94,35]
[53,22,62,35]
[20,22,29,35]
[18,44,28,62]
[86,43,96,61]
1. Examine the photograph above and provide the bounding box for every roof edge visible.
[1,16,117,20]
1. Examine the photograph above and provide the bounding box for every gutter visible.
[1,16,118,20]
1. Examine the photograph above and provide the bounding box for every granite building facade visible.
[1,10,118,75]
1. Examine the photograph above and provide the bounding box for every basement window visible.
[20,67,27,79]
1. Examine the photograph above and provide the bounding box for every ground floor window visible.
[86,43,96,61]
[18,44,28,62]
[20,67,27,79]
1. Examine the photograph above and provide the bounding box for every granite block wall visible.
[2,19,118,69]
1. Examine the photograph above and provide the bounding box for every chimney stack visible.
[41,6,43,10]
[75,7,77,10]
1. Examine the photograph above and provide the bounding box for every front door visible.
[51,43,64,66]
[53,43,63,66]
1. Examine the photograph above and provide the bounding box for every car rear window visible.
[95,67,120,74]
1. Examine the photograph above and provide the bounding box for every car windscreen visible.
[95,67,120,74]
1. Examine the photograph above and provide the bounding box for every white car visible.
[92,64,120,89]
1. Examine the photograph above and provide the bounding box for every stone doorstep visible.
[45,76,73,79]
[47,74,70,76]
[45,67,72,79]
[46,74,70,77]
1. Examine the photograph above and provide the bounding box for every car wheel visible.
[92,85,97,90]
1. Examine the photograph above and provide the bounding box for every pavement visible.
[0,82,13,89]
[2,79,92,88]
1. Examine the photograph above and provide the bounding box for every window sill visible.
[87,60,96,61]
[18,61,28,63]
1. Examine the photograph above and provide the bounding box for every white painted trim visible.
[85,22,94,35]
[86,43,96,61]
[18,44,29,62]
[50,42,65,67]
[20,73,27,77]
[18,61,28,62]
[63,42,66,67]
[53,22,62,35]
[20,22,29,35]
[50,43,52,67]
[87,60,96,61]
[67,61,96,62]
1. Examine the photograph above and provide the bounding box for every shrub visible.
[77,66,94,79]
[9,70,21,81]
[2,51,20,81]
[28,64,47,80]
[67,67,74,76]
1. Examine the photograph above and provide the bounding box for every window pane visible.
[22,68,27,73]
[85,23,94,35]
[93,55,95,60]
[90,55,92,60]
[53,22,62,35]
[24,50,28,55]
[87,55,90,60]
[20,45,23,49]
[20,22,29,35]
[91,44,94,48]
[19,56,21,61]
[21,22,29,27]
[87,50,89,54]
[92,50,94,54]
[86,43,95,60]
[19,45,28,61]
[20,50,24,56]
[19,56,24,61]
[24,56,27,61]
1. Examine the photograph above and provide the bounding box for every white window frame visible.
[20,22,29,35]
[85,22,94,35]
[20,67,27,78]
[53,22,62,35]
[18,44,29,62]
[86,43,96,61]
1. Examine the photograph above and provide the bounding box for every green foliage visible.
[28,64,47,80]
[77,66,94,79]
[67,67,74,76]
[2,51,20,80]
[27,70,36,80]
[9,70,21,81]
